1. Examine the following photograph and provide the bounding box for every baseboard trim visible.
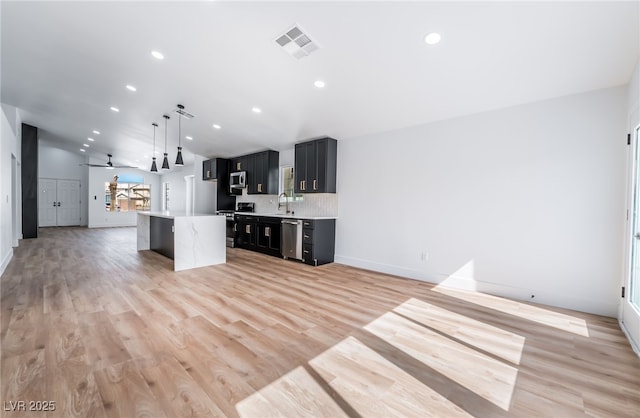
[0,248,13,277]
[334,254,617,317]
[619,319,640,358]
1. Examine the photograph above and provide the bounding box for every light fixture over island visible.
[137,211,226,271]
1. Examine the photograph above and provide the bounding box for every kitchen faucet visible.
[278,192,290,214]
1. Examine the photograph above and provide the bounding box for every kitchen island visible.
[137,211,226,271]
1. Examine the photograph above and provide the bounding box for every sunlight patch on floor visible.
[432,286,589,337]
[365,312,518,411]
[235,365,347,418]
[394,298,525,364]
[309,336,472,417]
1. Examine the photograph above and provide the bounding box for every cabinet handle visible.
[303,180,307,190]
[303,249,310,254]
[246,225,251,234]
[206,170,210,178]
[265,226,270,237]
[313,179,317,190]
[233,224,237,232]
[299,180,303,190]
[258,184,262,193]
[304,234,310,239]
[237,163,241,170]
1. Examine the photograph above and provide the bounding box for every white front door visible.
[623,125,640,352]
[38,178,57,227]
[57,179,80,226]
[38,178,81,227]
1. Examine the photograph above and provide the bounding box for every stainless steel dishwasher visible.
[281,219,302,260]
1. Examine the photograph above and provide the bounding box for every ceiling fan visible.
[81,154,138,169]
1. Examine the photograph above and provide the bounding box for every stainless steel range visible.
[216,210,236,247]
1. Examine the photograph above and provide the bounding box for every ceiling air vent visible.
[275,25,320,60]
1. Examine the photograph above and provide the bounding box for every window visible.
[105,175,151,212]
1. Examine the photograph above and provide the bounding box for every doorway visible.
[38,178,81,227]
[623,124,640,352]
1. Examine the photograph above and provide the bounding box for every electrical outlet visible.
[420,251,428,262]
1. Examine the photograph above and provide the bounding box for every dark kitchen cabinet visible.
[301,219,335,266]
[294,137,337,194]
[236,215,282,256]
[202,159,213,180]
[248,150,279,195]
[256,217,281,257]
[150,216,175,260]
[231,156,248,172]
[235,215,257,250]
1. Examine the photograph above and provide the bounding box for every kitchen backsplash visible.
[236,193,338,217]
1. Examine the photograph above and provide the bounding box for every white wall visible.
[159,167,189,212]
[159,155,217,214]
[88,167,161,228]
[38,141,89,226]
[336,86,627,316]
[0,104,21,275]
[191,155,216,214]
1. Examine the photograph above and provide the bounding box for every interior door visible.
[38,178,57,227]
[623,125,640,351]
[56,179,80,226]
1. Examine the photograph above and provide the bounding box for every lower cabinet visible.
[257,217,281,257]
[150,216,175,259]
[301,219,336,266]
[235,215,335,266]
[235,215,257,250]
[236,215,281,257]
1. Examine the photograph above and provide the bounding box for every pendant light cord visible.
[164,115,168,152]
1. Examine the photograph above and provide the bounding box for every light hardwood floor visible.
[1,226,639,417]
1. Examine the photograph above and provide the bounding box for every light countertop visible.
[138,211,224,219]
[235,212,337,220]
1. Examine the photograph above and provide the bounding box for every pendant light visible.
[150,123,158,172]
[162,114,170,170]
[175,104,184,166]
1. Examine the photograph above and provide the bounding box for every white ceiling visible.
[2,1,639,168]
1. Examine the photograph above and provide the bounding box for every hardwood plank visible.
[46,354,107,418]
[78,311,131,371]
[140,355,226,417]
[94,360,167,418]
[1,349,46,418]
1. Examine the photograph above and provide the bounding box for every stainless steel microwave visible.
[230,171,246,189]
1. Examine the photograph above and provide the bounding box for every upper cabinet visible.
[248,150,279,195]
[231,156,248,172]
[230,150,279,195]
[294,137,337,194]
[202,158,230,181]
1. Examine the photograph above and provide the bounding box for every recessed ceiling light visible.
[186,136,193,140]
[424,32,441,45]
[151,50,164,60]
[212,124,221,130]
[314,80,326,88]
[252,107,262,114]
[83,144,90,148]
[126,84,137,92]
[110,106,119,112]
[87,137,95,142]
[92,130,100,135]
[80,149,86,152]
